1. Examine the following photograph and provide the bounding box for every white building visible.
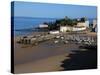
[85,20,89,28]
[60,26,86,32]
[77,22,86,27]
[39,24,48,28]
[49,30,60,34]
[60,26,66,32]
[60,26,72,32]
[93,19,97,32]
[93,19,97,28]
[60,21,87,32]
[77,21,89,27]
[72,26,86,31]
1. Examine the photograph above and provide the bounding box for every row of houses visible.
[38,19,97,34]
[59,21,88,32]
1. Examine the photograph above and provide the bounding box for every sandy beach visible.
[14,32,97,74]
[12,2,97,73]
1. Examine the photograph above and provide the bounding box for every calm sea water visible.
[13,17,56,36]
[13,17,94,36]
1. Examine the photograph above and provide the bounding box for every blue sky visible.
[12,1,97,18]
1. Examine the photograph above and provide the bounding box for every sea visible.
[12,17,94,36]
[13,17,56,36]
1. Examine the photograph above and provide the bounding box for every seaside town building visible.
[85,20,89,28]
[92,19,97,32]
[60,26,72,32]
[60,21,88,32]
[38,17,94,33]
[39,24,48,28]
[49,30,60,34]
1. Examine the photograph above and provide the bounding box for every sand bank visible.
[15,54,70,74]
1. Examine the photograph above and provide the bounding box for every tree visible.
[65,16,69,20]
[43,22,48,25]
[72,19,77,25]
[80,17,87,22]
[46,16,87,31]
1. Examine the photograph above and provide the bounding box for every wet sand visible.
[14,37,80,73]
[14,32,97,74]
[15,54,70,73]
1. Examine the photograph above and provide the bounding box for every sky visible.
[12,1,97,18]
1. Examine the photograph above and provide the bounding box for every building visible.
[60,26,86,32]
[49,30,59,34]
[60,21,87,32]
[92,19,97,32]
[77,17,89,28]
[39,24,48,28]
[60,26,72,32]
[77,21,89,28]
[77,22,86,27]
[72,26,86,31]
[85,20,89,28]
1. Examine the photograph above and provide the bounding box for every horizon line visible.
[12,16,97,19]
